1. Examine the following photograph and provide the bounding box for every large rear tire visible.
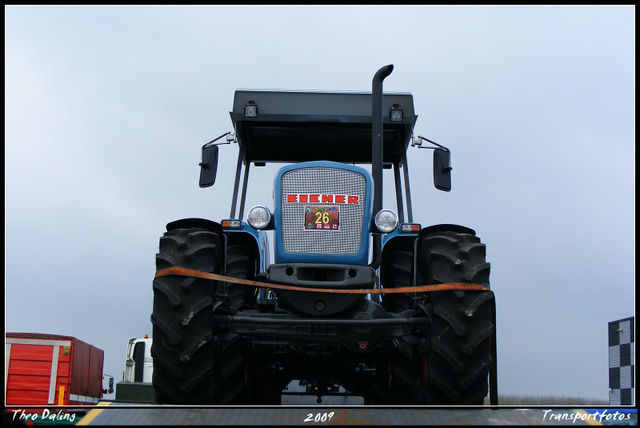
[380,231,494,404]
[418,231,494,404]
[151,227,222,404]
[151,227,253,404]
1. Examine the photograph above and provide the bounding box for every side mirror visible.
[103,375,114,394]
[199,145,219,188]
[433,149,452,192]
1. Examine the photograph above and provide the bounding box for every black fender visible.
[418,224,476,238]
[166,218,224,234]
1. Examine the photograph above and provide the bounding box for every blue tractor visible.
[151,65,495,405]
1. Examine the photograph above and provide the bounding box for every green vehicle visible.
[151,65,496,405]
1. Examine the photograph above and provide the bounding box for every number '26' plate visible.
[304,206,339,231]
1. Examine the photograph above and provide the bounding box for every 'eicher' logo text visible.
[286,194,359,204]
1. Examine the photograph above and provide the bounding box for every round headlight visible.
[374,209,398,233]
[247,205,271,230]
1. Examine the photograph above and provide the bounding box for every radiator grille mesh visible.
[281,167,366,254]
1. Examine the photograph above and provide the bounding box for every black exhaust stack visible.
[370,64,393,269]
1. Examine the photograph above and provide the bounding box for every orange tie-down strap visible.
[154,267,490,294]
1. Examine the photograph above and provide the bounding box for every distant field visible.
[495,394,609,405]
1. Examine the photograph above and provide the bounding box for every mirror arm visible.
[412,135,452,174]
[411,135,450,153]
[203,131,235,150]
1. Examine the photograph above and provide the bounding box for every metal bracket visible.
[411,135,450,152]
[202,131,236,150]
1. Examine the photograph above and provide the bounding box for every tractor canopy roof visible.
[230,90,417,164]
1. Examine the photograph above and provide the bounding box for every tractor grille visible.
[281,167,366,255]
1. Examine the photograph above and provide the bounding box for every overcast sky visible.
[5,5,634,403]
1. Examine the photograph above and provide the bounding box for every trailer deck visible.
[77,403,623,426]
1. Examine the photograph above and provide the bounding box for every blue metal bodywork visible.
[273,161,374,266]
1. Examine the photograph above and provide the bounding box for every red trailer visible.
[5,333,106,406]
